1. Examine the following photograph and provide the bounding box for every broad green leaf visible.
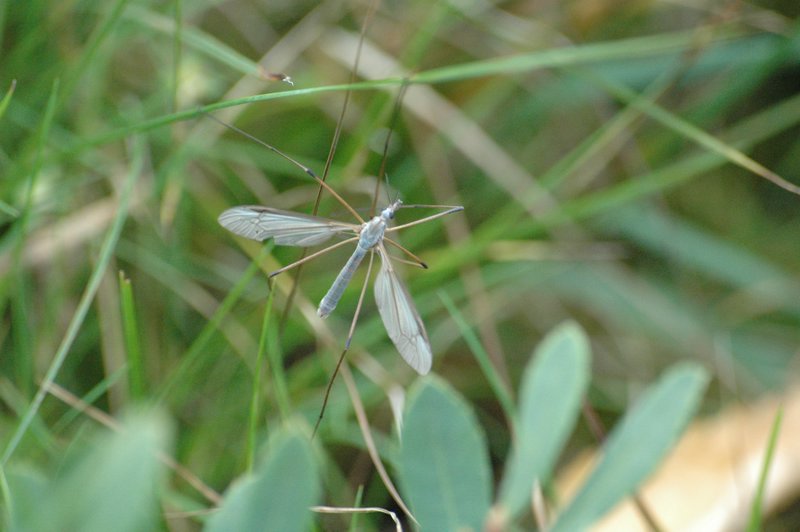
[5,466,48,531]
[497,321,590,518]
[9,411,171,532]
[552,363,708,531]
[399,377,491,531]
[205,424,319,532]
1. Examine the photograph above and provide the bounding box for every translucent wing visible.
[218,206,358,246]
[374,245,432,375]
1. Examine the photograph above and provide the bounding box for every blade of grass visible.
[434,90,800,275]
[0,79,16,120]
[0,462,9,527]
[746,406,783,532]
[61,0,132,104]
[118,271,144,400]
[0,0,7,56]
[69,27,753,156]
[411,26,747,85]
[246,279,284,474]
[588,71,800,195]
[170,0,182,113]
[2,131,144,465]
[265,279,289,418]
[127,5,265,77]
[348,485,365,532]
[8,78,59,401]
[154,246,270,404]
[51,366,128,433]
[439,291,515,420]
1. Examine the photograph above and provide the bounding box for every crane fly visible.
[219,191,462,375]
[209,79,459,436]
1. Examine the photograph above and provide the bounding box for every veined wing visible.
[374,244,432,375]
[218,206,358,246]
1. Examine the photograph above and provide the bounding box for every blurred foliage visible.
[1,0,799,529]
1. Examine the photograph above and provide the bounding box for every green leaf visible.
[5,466,48,531]
[552,363,709,531]
[205,424,319,532]
[497,321,590,518]
[9,411,171,532]
[398,377,492,531]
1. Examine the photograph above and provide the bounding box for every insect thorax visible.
[358,216,388,250]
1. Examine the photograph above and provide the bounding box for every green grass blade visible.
[0,462,10,529]
[592,73,800,196]
[0,79,16,121]
[439,290,516,419]
[171,0,182,113]
[2,132,143,465]
[118,271,145,400]
[412,27,745,85]
[8,77,59,398]
[61,0,132,103]
[746,406,783,532]
[70,28,758,156]
[51,367,128,433]
[127,5,263,77]
[155,251,265,404]
[246,281,284,473]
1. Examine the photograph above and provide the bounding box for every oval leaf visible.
[205,424,319,532]
[10,411,171,532]
[398,377,491,531]
[498,321,590,518]
[552,363,709,531]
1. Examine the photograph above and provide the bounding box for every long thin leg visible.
[345,251,375,348]
[205,114,364,224]
[387,205,464,232]
[383,237,427,269]
[312,251,375,438]
[268,237,359,278]
[401,203,465,209]
[382,254,426,269]
[282,2,377,334]
[312,345,347,440]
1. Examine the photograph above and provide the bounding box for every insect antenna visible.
[371,80,410,216]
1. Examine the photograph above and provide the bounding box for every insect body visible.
[218,198,460,375]
[318,199,399,318]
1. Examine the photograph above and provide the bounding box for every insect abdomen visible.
[317,246,368,318]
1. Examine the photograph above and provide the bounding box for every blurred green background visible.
[2,0,800,529]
